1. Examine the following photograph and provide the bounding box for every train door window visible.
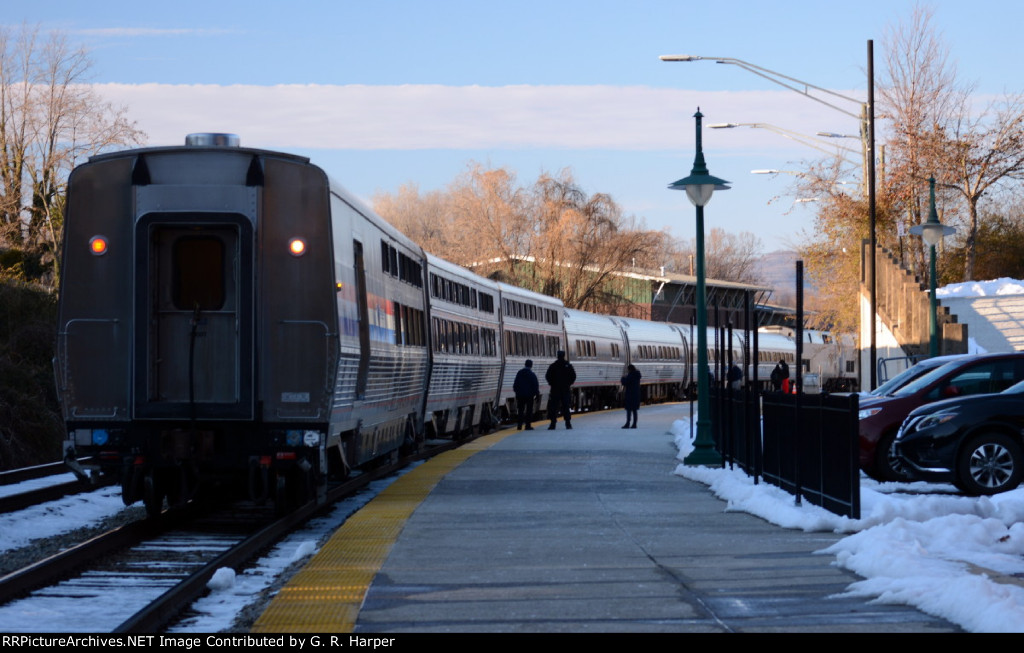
[172,236,225,311]
[394,303,403,345]
[354,241,370,398]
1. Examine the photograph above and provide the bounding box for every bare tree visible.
[671,228,765,284]
[880,5,1024,280]
[372,182,455,257]
[374,165,675,313]
[0,24,144,286]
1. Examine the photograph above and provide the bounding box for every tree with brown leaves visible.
[0,24,143,286]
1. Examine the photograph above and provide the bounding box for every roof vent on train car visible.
[185,133,240,147]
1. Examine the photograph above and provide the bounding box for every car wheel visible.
[955,433,1024,496]
[871,430,912,482]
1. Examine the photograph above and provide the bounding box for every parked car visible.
[858,352,1024,482]
[894,379,1024,495]
[868,354,972,398]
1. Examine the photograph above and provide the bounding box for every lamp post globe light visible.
[909,176,955,358]
[669,108,730,466]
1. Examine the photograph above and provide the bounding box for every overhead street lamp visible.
[669,108,730,467]
[709,122,859,163]
[660,47,879,391]
[910,177,956,358]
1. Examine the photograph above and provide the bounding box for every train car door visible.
[135,216,254,419]
[353,240,371,401]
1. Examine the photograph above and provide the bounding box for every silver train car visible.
[56,134,431,515]
[495,281,565,420]
[424,253,503,437]
[55,135,853,517]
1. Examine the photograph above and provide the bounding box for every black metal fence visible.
[712,388,861,520]
[704,261,861,520]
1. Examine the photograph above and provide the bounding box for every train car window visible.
[381,241,391,274]
[394,302,403,345]
[172,236,225,311]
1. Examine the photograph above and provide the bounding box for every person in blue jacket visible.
[621,364,642,429]
[513,359,540,430]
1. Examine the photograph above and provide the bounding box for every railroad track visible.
[0,458,114,514]
[0,437,467,632]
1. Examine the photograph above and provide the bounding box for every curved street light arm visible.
[711,122,859,166]
[661,54,866,121]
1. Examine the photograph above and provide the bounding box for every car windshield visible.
[1001,379,1024,395]
[890,360,967,397]
[873,361,943,396]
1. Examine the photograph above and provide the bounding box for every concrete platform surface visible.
[253,402,961,633]
[346,403,959,633]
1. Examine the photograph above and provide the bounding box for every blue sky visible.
[11,1,1024,252]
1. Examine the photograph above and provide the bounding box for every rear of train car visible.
[55,134,427,516]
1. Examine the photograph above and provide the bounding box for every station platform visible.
[253,403,959,633]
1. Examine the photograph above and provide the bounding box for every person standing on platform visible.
[513,359,539,430]
[545,350,576,430]
[620,364,642,429]
[770,359,789,393]
[727,362,743,391]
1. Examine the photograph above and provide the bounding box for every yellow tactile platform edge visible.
[251,428,515,633]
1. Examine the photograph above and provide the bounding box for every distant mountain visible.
[755,250,817,304]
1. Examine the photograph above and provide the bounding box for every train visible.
[54,134,856,517]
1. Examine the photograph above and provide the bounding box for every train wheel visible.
[143,471,165,519]
[274,475,289,515]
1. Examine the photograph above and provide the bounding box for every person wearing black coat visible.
[545,350,576,430]
[512,359,540,430]
[620,364,642,429]
[770,359,790,393]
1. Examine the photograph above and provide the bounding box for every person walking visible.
[545,350,576,430]
[620,364,642,429]
[512,359,540,430]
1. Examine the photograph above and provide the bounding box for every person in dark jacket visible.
[512,359,540,430]
[770,359,789,393]
[545,350,576,430]
[727,362,743,391]
[620,364,642,429]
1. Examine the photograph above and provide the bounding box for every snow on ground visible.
[673,418,1024,634]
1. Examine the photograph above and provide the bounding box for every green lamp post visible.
[910,176,955,358]
[670,108,730,466]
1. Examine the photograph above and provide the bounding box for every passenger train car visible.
[55,135,854,517]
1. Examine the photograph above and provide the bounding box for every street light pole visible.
[910,176,956,358]
[661,45,878,391]
[669,109,730,466]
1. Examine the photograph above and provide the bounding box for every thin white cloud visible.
[75,27,234,37]
[94,83,867,155]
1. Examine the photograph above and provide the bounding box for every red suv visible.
[859,352,1024,481]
